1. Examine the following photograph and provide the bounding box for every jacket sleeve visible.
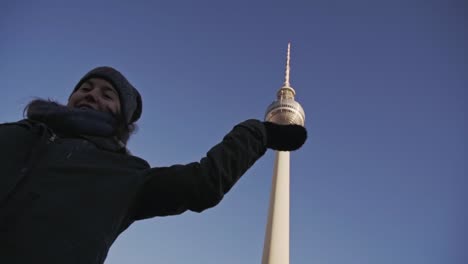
[133,119,268,220]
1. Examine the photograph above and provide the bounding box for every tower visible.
[262,43,306,264]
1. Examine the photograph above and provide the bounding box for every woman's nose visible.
[84,90,100,103]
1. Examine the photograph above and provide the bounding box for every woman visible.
[0,66,307,263]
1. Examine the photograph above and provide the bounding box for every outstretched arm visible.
[133,119,268,220]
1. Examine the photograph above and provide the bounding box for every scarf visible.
[26,99,126,153]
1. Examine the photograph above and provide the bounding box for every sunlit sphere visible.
[265,99,305,126]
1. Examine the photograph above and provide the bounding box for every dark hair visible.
[114,111,138,144]
[23,98,137,144]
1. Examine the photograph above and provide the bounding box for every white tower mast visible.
[262,43,306,264]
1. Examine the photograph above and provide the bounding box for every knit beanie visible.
[71,66,142,124]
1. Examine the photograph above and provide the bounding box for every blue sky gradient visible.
[1,1,466,263]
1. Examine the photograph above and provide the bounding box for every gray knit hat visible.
[71,66,142,124]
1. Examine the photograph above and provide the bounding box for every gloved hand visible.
[263,121,307,151]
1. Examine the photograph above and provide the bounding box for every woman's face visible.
[68,78,121,116]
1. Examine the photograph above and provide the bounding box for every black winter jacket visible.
[0,119,267,263]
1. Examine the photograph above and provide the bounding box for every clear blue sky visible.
[1,0,466,263]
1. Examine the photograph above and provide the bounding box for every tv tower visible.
[262,43,306,264]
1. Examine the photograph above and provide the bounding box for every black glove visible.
[263,121,307,151]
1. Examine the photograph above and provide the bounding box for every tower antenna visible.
[283,42,291,88]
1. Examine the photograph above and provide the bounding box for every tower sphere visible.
[265,98,305,126]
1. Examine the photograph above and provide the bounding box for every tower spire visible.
[283,42,291,88]
[277,42,296,99]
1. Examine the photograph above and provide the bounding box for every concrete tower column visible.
[262,151,290,264]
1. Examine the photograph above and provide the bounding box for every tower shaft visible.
[262,151,290,264]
